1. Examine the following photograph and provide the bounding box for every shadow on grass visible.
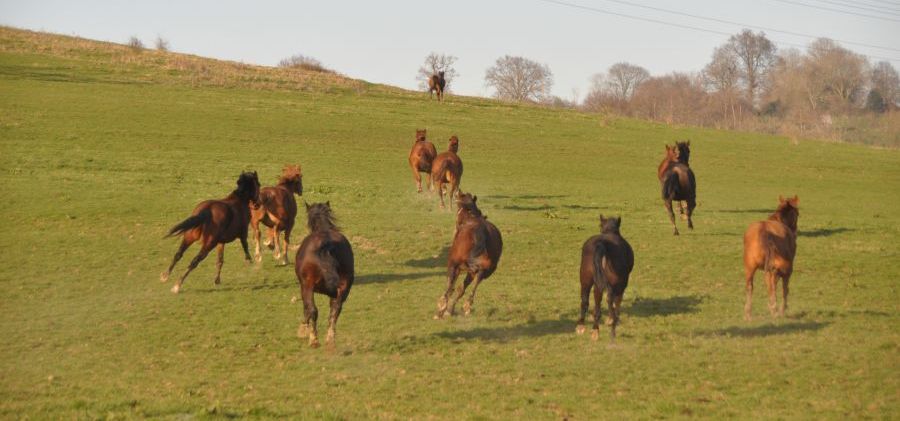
[562,204,601,210]
[190,281,292,293]
[798,227,853,237]
[697,321,830,338]
[404,246,449,268]
[356,271,443,284]
[434,319,573,343]
[502,204,552,211]
[486,194,568,200]
[715,208,773,214]
[628,295,704,317]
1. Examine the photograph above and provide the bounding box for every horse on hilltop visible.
[658,140,696,235]
[250,164,303,265]
[435,193,502,319]
[431,135,463,209]
[743,195,799,320]
[161,171,260,293]
[428,71,446,102]
[576,215,634,341]
[294,202,354,348]
[408,129,437,193]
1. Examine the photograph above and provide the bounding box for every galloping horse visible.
[576,215,634,341]
[435,193,502,318]
[431,136,463,209]
[743,195,799,320]
[294,202,354,348]
[250,164,303,265]
[659,140,696,235]
[428,71,446,102]
[408,129,437,193]
[161,171,260,293]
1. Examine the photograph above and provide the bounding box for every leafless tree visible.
[630,72,709,125]
[127,36,144,51]
[278,54,333,73]
[869,61,899,111]
[417,52,458,91]
[605,62,650,101]
[154,35,170,52]
[725,29,777,108]
[703,46,743,126]
[484,55,553,102]
[805,38,869,111]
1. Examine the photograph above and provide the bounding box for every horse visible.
[161,171,260,293]
[408,129,437,193]
[576,215,634,341]
[428,71,446,102]
[430,135,463,209]
[659,140,696,235]
[250,164,303,265]
[294,202,354,348]
[743,195,799,321]
[435,193,502,319]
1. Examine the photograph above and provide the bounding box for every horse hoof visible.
[673,230,680,236]
[605,317,614,326]
[254,254,262,263]
[591,329,600,341]
[171,285,181,294]
[160,272,169,282]
[309,340,320,349]
[214,278,221,285]
[575,325,585,334]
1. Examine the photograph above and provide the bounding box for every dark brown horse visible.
[161,171,260,293]
[294,202,354,348]
[408,129,437,192]
[659,140,696,235]
[428,71,446,102]
[431,136,463,209]
[743,195,799,320]
[435,193,502,318]
[250,165,303,265]
[576,215,634,341]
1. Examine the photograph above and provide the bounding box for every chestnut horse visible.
[294,202,354,348]
[408,129,437,192]
[431,136,463,208]
[250,165,303,265]
[161,171,260,293]
[435,193,502,318]
[743,195,799,320]
[659,140,696,235]
[428,71,446,102]
[576,215,634,341]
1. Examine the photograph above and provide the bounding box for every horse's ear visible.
[326,201,330,208]
[599,214,606,224]
[473,195,478,203]
[778,195,785,203]
[304,201,310,210]
[686,140,690,146]
[790,195,799,206]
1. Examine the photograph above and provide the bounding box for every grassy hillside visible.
[1,27,898,419]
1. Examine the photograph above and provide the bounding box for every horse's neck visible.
[768,212,797,233]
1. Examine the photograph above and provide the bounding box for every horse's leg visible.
[436,179,446,209]
[412,165,423,193]
[172,239,215,293]
[686,198,696,230]
[665,199,679,235]
[679,201,687,220]
[239,226,252,263]
[265,227,275,250]
[780,269,792,317]
[281,223,293,266]
[463,272,486,316]
[576,281,591,334]
[591,282,604,341]
[765,270,778,318]
[161,238,191,282]
[607,291,618,341]
[435,266,460,319]
[448,272,473,316]
[298,284,320,348]
[252,221,263,262]
[744,266,755,321]
[325,293,344,348]
[213,243,224,285]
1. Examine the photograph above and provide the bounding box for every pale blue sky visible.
[2,0,898,99]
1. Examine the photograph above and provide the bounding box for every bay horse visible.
[576,215,634,341]
[435,193,502,319]
[659,140,696,235]
[250,165,303,265]
[294,202,354,348]
[161,171,260,293]
[431,135,463,209]
[743,195,799,320]
[428,71,446,102]
[408,129,437,193]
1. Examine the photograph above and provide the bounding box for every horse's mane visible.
[306,203,339,232]
[600,215,622,235]
[769,199,799,233]
[234,171,259,201]
[277,165,302,186]
[674,141,690,166]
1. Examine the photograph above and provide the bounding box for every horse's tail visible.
[258,189,276,211]
[316,242,341,287]
[763,233,777,274]
[662,170,680,200]
[592,241,609,293]
[166,208,211,238]
[432,158,450,184]
[466,223,488,272]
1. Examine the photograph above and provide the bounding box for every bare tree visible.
[484,55,553,102]
[605,62,650,101]
[703,46,743,126]
[417,53,458,91]
[725,29,776,108]
[278,54,333,73]
[154,35,170,52]
[870,61,899,111]
[805,38,868,111]
[630,72,709,125]
[127,36,144,51]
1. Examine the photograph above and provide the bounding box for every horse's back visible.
[295,230,355,298]
[582,234,633,290]
[431,152,462,181]
[410,141,437,171]
[743,220,796,272]
[661,163,695,200]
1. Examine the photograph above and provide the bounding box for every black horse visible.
[576,215,634,341]
[428,71,446,102]
[659,140,696,235]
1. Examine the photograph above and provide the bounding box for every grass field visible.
[1,28,899,419]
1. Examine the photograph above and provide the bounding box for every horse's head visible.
[775,195,800,232]
[280,164,303,196]
[674,140,691,165]
[664,145,677,162]
[415,129,427,143]
[237,171,261,204]
[456,192,483,223]
[448,135,459,153]
[438,71,445,79]
[304,201,338,232]
[599,214,622,234]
